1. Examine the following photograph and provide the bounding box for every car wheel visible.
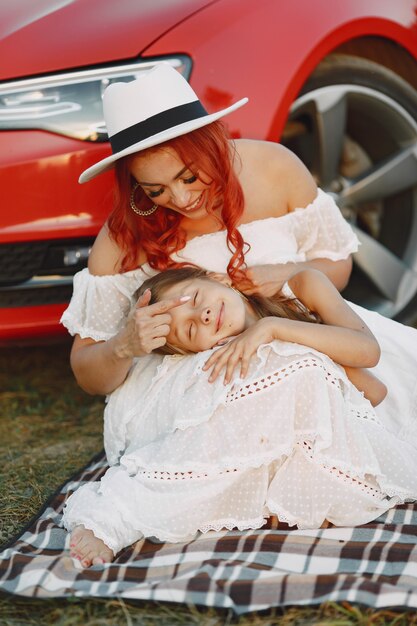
[282,54,417,323]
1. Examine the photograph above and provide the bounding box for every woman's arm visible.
[69,226,186,395]
[70,334,135,396]
[70,290,189,395]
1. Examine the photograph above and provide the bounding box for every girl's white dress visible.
[61,189,417,554]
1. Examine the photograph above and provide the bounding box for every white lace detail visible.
[299,440,384,501]
[199,516,267,535]
[351,406,380,424]
[139,468,240,481]
[225,357,342,404]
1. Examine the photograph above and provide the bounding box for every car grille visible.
[0,238,95,308]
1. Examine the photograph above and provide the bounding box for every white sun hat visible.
[79,63,248,183]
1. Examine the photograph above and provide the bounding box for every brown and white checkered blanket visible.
[1,451,417,614]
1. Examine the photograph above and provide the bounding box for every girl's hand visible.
[235,264,297,297]
[203,317,277,384]
[116,289,190,358]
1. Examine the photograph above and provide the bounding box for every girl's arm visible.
[204,269,383,395]
[279,269,387,405]
[343,366,387,407]
[282,268,381,368]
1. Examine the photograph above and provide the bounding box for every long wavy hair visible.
[135,267,320,356]
[107,120,248,283]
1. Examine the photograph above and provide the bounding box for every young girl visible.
[133,267,387,406]
[63,269,417,568]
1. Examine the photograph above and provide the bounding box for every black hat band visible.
[110,100,208,154]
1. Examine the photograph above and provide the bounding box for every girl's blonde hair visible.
[135,267,319,355]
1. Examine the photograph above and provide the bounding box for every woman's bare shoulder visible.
[88,224,125,276]
[235,138,306,169]
[234,139,318,214]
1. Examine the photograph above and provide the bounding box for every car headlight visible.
[0,56,191,141]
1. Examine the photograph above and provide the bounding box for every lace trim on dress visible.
[60,266,151,340]
[299,441,385,501]
[198,516,267,535]
[58,313,116,342]
[225,356,343,404]
[138,468,240,481]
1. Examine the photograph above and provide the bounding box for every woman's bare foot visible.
[70,525,114,567]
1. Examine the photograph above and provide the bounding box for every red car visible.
[2,0,417,342]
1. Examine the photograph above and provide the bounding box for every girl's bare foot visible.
[70,525,114,567]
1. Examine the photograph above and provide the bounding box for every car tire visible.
[283,54,417,323]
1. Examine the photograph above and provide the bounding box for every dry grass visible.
[1,341,416,625]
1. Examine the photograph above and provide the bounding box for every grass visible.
[1,341,417,625]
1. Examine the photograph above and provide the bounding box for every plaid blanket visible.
[1,451,417,615]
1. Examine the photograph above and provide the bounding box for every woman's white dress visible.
[61,189,417,554]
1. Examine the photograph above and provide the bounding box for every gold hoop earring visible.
[130,182,158,216]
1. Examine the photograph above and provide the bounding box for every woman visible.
[61,64,417,564]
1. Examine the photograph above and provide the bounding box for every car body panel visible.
[0,303,68,341]
[0,0,215,79]
[144,0,417,140]
[0,131,112,242]
[1,0,417,340]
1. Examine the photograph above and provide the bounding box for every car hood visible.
[0,0,215,81]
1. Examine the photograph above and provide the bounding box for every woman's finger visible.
[148,295,191,315]
[239,286,257,295]
[206,272,231,286]
[136,288,152,308]
[152,336,167,350]
[152,323,171,338]
[141,312,172,327]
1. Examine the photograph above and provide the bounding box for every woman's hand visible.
[235,257,354,296]
[203,317,277,384]
[235,264,296,297]
[115,289,190,358]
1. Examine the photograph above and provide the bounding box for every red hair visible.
[108,120,248,282]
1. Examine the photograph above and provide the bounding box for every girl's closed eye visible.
[184,174,197,184]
